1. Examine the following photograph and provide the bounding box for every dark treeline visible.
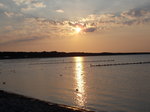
[0,51,150,59]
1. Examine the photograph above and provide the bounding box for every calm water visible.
[0,54,150,112]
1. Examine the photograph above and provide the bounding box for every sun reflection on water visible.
[74,57,87,107]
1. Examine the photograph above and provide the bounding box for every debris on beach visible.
[10,69,16,73]
[2,82,6,85]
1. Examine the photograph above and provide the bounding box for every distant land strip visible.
[0,51,150,59]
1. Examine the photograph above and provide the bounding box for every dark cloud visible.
[0,36,43,45]
[120,7,150,25]
[14,36,43,42]
[121,9,149,18]
[84,27,96,32]
[33,17,64,25]
[68,22,75,26]
[68,22,86,28]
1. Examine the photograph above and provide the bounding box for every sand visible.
[0,90,94,112]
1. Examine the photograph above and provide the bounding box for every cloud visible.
[0,3,6,8]
[43,7,150,33]
[21,2,46,12]
[75,7,150,31]
[1,5,150,44]
[13,0,34,5]
[11,36,43,43]
[120,8,150,25]
[121,9,149,19]
[33,2,46,8]
[84,27,96,32]
[4,26,13,30]
[13,0,46,12]
[4,12,15,17]
[21,6,36,12]
[4,12,23,17]
[56,9,64,13]
[0,36,43,45]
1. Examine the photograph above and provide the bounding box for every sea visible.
[0,54,150,112]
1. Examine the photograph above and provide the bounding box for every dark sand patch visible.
[0,90,94,112]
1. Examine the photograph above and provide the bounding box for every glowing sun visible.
[75,27,82,33]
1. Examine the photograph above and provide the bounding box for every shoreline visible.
[0,90,94,112]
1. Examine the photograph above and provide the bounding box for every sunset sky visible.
[0,0,150,52]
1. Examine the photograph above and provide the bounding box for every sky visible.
[0,0,150,52]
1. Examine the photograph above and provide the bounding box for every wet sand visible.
[0,90,94,112]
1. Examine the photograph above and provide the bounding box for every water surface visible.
[0,54,150,112]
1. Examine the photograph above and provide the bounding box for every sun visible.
[75,27,82,33]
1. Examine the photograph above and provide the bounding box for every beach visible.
[0,90,94,112]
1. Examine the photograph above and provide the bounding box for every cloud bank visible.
[1,5,150,44]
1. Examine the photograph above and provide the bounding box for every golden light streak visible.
[74,57,87,107]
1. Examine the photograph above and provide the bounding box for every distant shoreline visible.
[0,51,150,59]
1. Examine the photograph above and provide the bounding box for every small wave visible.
[29,59,114,65]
